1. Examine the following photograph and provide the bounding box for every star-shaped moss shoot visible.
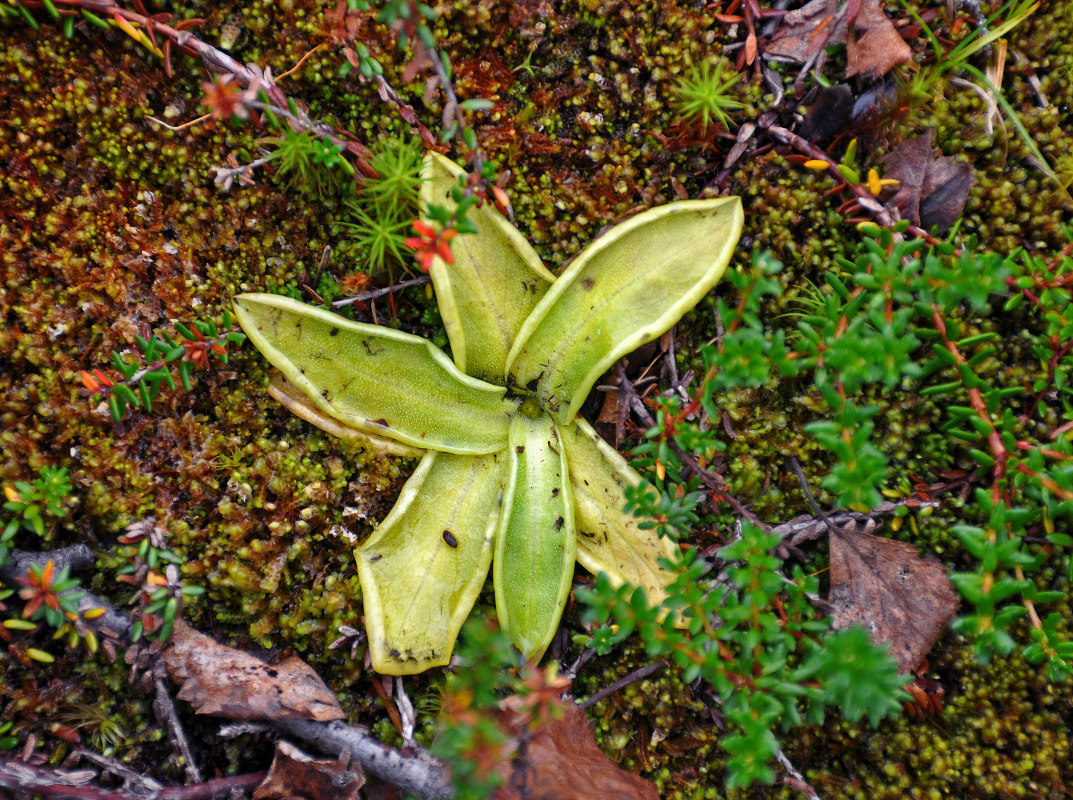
[234,154,743,674]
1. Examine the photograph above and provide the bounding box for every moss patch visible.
[1,0,1072,794]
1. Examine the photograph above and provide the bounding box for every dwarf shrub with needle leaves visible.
[2,466,71,550]
[583,231,1073,787]
[581,524,909,788]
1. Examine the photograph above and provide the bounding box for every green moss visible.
[2,0,1073,795]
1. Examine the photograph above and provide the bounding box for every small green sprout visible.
[363,136,426,218]
[341,204,416,276]
[673,58,744,131]
[0,720,15,751]
[262,127,356,199]
[2,466,71,555]
[339,136,426,278]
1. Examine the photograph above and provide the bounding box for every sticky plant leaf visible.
[234,293,516,454]
[421,153,556,383]
[495,414,576,660]
[562,420,677,603]
[357,451,506,674]
[236,182,745,676]
[506,197,744,421]
[267,372,423,458]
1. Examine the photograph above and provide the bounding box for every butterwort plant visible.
[234,153,743,674]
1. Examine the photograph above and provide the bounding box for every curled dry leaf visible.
[827,520,959,673]
[164,620,345,722]
[766,0,847,63]
[882,132,975,234]
[767,0,910,78]
[253,740,364,800]
[492,702,658,800]
[845,0,913,78]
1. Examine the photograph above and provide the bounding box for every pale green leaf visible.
[421,153,555,382]
[562,420,677,603]
[506,197,744,421]
[494,414,576,660]
[234,293,516,454]
[357,451,506,674]
[267,372,423,458]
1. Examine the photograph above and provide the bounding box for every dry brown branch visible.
[0,753,264,800]
[0,548,454,800]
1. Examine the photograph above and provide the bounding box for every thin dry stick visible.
[0,547,455,800]
[775,747,824,800]
[786,457,838,534]
[45,0,257,85]
[72,747,163,795]
[0,753,266,800]
[614,362,763,525]
[154,677,201,784]
[332,275,430,307]
[577,661,668,710]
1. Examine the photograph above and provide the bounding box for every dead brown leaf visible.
[595,388,621,427]
[918,157,976,234]
[164,620,346,722]
[882,132,975,233]
[253,741,364,800]
[845,0,912,78]
[798,84,855,144]
[767,0,910,78]
[827,520,959,673]
[744,32,758,66]
[883,134,932,223]
[767,0,845,63]
[492,703,658,800]
[595,389,626,447]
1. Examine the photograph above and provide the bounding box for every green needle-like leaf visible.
[563,420,678,602]
[421,153,556,383]
[357,451,507,674]
[234,293,517,454]
[495,414,576,660]
[506,197,744,421]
